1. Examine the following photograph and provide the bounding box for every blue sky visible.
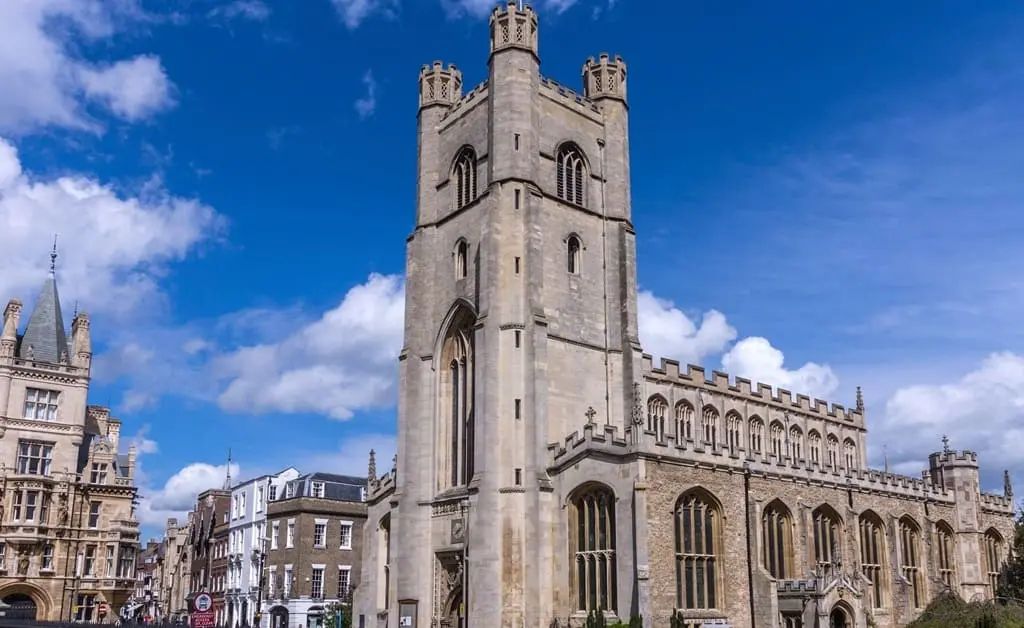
[2,0,1024,537]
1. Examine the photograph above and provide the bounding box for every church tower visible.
[359,2,638,627]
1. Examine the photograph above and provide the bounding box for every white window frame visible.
[310,564,326,600]
[23,388,59,421]
[339,520,353,550]
[17,440,54,475]
[311,481,325,498]
[283,564,293,597]
[313,518,328,549]
[337,564,352,598]
[286,519,295,548]
[271,521,279,550]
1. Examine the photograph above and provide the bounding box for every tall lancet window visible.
[556,143,586,207]
[440,308,475,489]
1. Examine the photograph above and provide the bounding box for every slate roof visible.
[17,271,69,365]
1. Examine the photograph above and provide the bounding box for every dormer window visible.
[24,388,59,421]
[90,462,107,484]
[312,481,325,498]
[286,483,295,499]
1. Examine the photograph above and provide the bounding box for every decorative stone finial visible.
[1005,470,1013,498]
[855,386,864,413]
[50,234,58,276]
[941,435,950,455]
[584,406,597,425]
[367,449,377,483]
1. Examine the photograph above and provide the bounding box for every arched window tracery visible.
[899,516,924,608]
[701,407,718,445]
[761,500,793,579]
[748,417,764,454]
[675,402,694,441]
[453,147,477,210]
[438,307,475,489]
[647,396,667,441]
[556,143,586,206]
[859,511,886,608]
[675,490,722,610]
[569,485,617,613]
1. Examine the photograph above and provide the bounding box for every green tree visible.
[999,507,1024,603]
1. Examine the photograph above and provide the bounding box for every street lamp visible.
[254,538,268,628]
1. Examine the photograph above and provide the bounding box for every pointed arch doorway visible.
[829,605,850,628]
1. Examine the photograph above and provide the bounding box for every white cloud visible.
[441,0,588,19]
[77,55,175,121]
[211,273,405,419]
[637,290,736,365]
[137,461,238,527]
[354,70,378,120]
[208,0,272,22]
[0,137,226,321]
[0,0,176,134]
[721,337,840,401]
[330,0,398,29]
[304,433,397,477]
[877,352,1024,480]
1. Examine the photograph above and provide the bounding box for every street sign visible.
[190,592,215,628]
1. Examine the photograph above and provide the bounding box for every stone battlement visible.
[441,80,489,123]
[643,355,863,425]
[539,75,601,116]
[928,449,979,467]
[547,422,954,502]
[777,579,819,594]
[979,492,1015,514]
[367,470,396,503]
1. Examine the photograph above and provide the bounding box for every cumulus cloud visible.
[303,433,397,477]
[0,137,226,321]
[137,461,238,527]
[637,290,736,365]
[441,0,590,18]
[210,273,405,419]
[721,337,840,401]
[208,0,272,22]
[0,0,176,134]
[876,352,1024,478]
[330,0,398,29]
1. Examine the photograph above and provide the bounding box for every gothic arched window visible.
[844,438,858,470]
[453,147,477,210]
[762,500,793,579]
[454,240,468,279]
[377,514,391,611]
[812,505,842,577]
[439,307,475,489]
[675,490,722,610]
[769,421,784,458]
[556,143,586,206]
[826,435,840,468]
[790,427,803,461]
[808,430,822,465]
[936,521,956,590]
[567,235,582,274]
[701,407,718,445]
[647,396,667,440]
[726,411,742,452]
[859,511,886,608]
[985,530,1004,595]
[748,417,764,454]
[899,516,924,608]
[569,485,617,613]
[675,402,694,441]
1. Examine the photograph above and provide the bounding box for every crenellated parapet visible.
[546,422,955,503]
[440,80,489,123]
[777,579,819,595]
[1,298,22,358]
[489,0,538,56]
[979,492,1015,514]
[538,75,602,118]
[928,449,978,467]
[419,61,463,110]
[582,53,627,103]
[643,355,864,427]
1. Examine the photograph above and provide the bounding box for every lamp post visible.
[254,538,268,628]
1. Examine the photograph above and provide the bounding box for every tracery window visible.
[899,517,924,608]
[570,485,617,613]
[647,396,667,441]
[843,438,857,470]
[826,435,840,468]
[769,422,784,458]
[859,512,886,608]
[812,506,842,577]
[789,427,803,461]
[567,235,581,274]
[454,240,468,279]
[453,147,477,210]
[675,402,694,441]
[761,501,793,579]
[556,143,586,206]
[984,530,1004,595]
[936,522,956,590]
[440,308,475,488]
[808,431,822,465]
[675,490,721,610]
[725,412,742,452]
[701,407,718,445]
[748,417,764,454]
[377,515,391,610]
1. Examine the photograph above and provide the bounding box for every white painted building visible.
[226,467,300,628]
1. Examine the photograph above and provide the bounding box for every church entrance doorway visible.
[829,606,850,628]
[2,593,38,620]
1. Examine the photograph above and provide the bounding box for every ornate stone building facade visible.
[0,252,141,620]
[353,3,1018,628]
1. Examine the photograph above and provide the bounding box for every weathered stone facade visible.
[0,255,140,621]
[352,3,1018,628]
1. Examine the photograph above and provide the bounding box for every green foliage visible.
[605,616,641,628]
[999,507,1024,603]
[321,602,352,628]
[670,611,685,628]
[904,591,1024,628]
[585,609,608,628]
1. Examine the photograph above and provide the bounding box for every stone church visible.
[354,3,1018,627]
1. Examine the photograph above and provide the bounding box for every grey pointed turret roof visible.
[18,270,69,365]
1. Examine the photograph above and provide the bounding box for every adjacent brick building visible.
[189,488,230,614]
[261,473,366,628]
